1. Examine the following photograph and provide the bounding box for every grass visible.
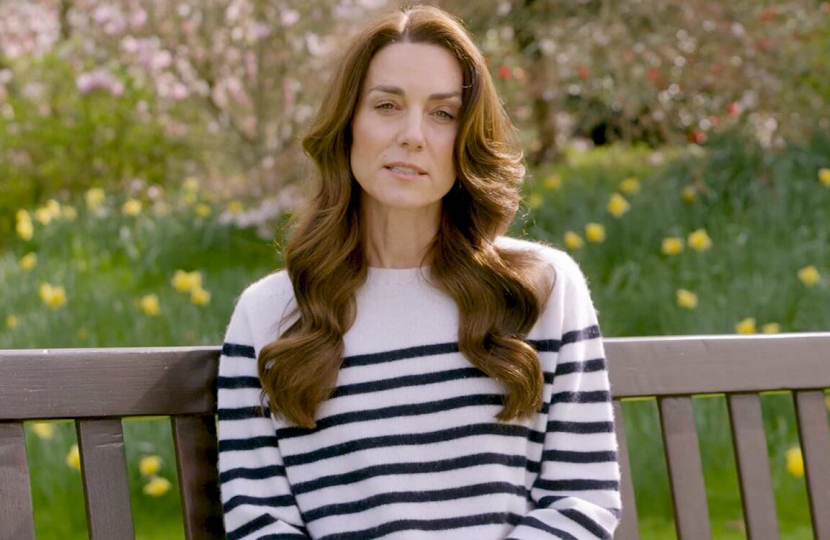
[3,129,829,538]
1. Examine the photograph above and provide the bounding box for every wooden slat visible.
[0,347,219,420]
[172,415,224,540]
[76,419,135,540]
[794,390,830,539]
[612,400,639,540]
[0,422,36,540]
[605,333,830,397]
[658,396,711,540]
[726,393,779,539]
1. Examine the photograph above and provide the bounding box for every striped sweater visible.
[217,236,621,540]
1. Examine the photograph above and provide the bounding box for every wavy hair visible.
[258,4,557,429]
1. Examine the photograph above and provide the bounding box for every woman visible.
[217,4,621,539]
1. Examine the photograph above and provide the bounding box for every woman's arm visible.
[507,259,622,539]
[217,294,310,540]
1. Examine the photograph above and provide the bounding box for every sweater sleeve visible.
[217,293,309,540]
[507,259,622,539]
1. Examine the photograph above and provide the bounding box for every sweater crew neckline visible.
[366,265,432,286]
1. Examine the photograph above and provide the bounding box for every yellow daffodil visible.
[736,317,756,334]
[195,204,212,218]
[139,455,162,476]
[682,186,697,204]
[19,253,37,271]
[123,199,142,217]
[662,237,684,256]
[585,223,606,243]
[761,323,781,334]
[143,476,171,497]
[139,294,161,317]
[527,193,543,209]
[544,174,562,190]
[619,177,641,194]
[6,315,18,329]
[688,229,712,251]
[16,218,33,240]
[45,199,61,218]
[85,188,106,210]
[183,192,198,206]
[39,283,67,309]
[66,445,81,470]
[32,422,55,440]
[61,205,78,221]
[785,446,804,478]
[191,288,211,306]
[227,201,243,215]
[183,177,200,192]
[607,193,631,218]
[34,207,53,225]
[172,270,202,293]
[16,209,30,222]
[797,265,821,286]
[563,231,584,250]
[676,289,698,310]
[818,168,830,187]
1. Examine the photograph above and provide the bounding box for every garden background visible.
[1,0,829,538]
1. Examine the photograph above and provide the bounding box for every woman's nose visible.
[396,111,425,149]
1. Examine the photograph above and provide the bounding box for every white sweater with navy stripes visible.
[217,236,621,540]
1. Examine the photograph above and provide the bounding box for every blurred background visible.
[1,0,829,538]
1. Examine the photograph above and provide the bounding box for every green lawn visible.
[3,133,829,538]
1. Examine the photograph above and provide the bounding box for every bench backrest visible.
[1,334,829,540]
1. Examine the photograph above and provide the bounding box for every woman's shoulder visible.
[237,268,295,312]
[495,234,584,280]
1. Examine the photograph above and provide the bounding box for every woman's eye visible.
[436,110,455,120]
[375,103,395,110]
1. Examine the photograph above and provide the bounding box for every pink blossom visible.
[280,8,300,28]
[76,69,124,97]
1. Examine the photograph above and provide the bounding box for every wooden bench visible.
[1,333,829,540]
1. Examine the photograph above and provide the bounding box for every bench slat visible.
[0,348,218,420]
[726,393,779,539]
[612,400,639,540]
[0,422,36,540]
[658,396,711,540]
[76,419,135,539]
[794,390,830,539]
[605,334,830,397]
[172,415,224,540]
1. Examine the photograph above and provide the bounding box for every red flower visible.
[688,130,707,145]
[727,102,741,116]
[577,65,590,80]
[759,8,776,22]
[498,65,511,80]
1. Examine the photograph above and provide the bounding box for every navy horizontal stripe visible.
[224,493,298,513]
[259,535,309,540]
[318,512,524,540]
[219,435,278,453]
[284,423,545,467]
[536,479,619,492]
[512,516,580,540]
[547,420,614,434]
[219,406,269,421]
[279,394,541,439]
[222,342,255,358]
[218,375,260,389]
[555,358,607,376]
[226,514,275,540]
[562,324,601,344]
[293,452,531,495]
[560,507,612,539]
[304,481,529,523]
[220,464,286,484]
[551,390,611,405]
[543,449,618,463]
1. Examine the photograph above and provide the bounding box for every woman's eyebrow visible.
[368,84,461,101]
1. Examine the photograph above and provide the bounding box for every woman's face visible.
[350,42,463,213]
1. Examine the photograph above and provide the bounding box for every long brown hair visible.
[259,4,556,429]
